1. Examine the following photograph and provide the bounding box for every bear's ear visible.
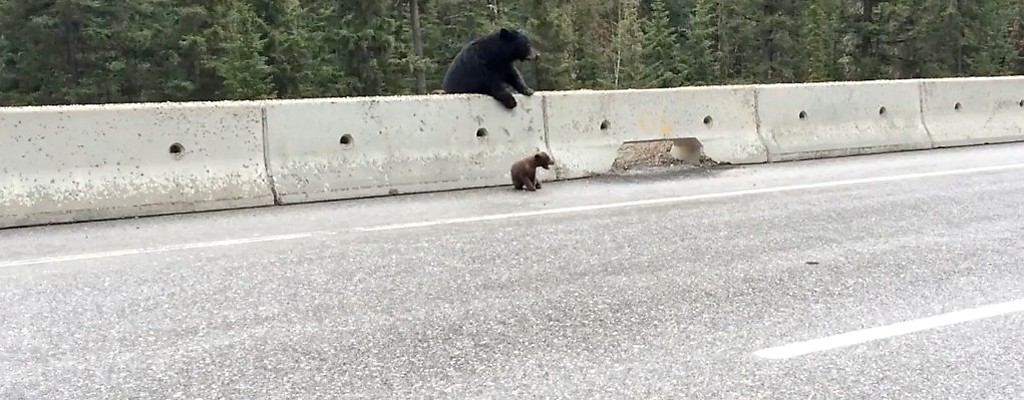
[499,28,513,41]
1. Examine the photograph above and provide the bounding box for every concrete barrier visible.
[0,101,274,229]
[263,93,546,203]
[262,97,391,202]
[5,76,1023,230]
[543,86,767,180]
[919,76,1024,148]
[756,80,933,162]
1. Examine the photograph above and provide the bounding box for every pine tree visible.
[609,0,645,88]
[566,0,614,88]
[801,0,841,81]
[718,0,761,83]
[759,0,802,83]
[3,0,1024,105]
[307,0,413,97]
[688,0,720,85]
[250,0,319,98]
[1011,0,1024,73]
[199,0,275,99]
[841,0,888,80]
[525,0,574,90]
[961,0,1018,76]
[638,0,686,88]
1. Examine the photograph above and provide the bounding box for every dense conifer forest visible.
[1,0,1022,106]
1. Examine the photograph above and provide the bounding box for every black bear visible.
[441,28,539,109]
[510,151,554,191]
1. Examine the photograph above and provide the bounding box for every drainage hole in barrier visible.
[600,119,611,130]
[878,106,887,116]
[955,102,962,111]
[476,128,488,138]
[169,142,184,155]
[799,111,807,120]
[703,115,714,126]
[1019,99,1024,108]
[339,134,354,147]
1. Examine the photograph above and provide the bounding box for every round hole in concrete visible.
[476,128,488,138]
[600,120,611,130]
[339,134,354,147]
[878,106,887,116]
[1019,100,1024,108]
[169,142,184,155]
[703,115,713,126]
[954,102,962,111]
[799,111,807,120]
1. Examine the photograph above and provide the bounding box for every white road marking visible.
[0,231,331,269]
[353,162,1024,232]
[754,298,1024,359]
[2,162,1022,268]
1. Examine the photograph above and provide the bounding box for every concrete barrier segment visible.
[542,86,767,180]
[755,79,933,162]
[0,101,274,229]
[262,92,547,204]
[918,76,1024,148]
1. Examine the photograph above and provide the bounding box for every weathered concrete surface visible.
[919,76,1024,147]
[263,93,548,203]
[756,79,933,162]
[543,86,767,179]
[0,101,273,229]
[5,76,1024,230]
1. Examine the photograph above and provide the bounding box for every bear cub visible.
[441,28,539,109]
[510,151,554,191]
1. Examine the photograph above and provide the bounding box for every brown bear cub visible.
[510,151,554,191]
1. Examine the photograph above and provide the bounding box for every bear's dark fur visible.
[510,151,554,191]
[441,28,539,109]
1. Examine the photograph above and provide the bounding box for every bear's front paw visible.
[502,97,518,109]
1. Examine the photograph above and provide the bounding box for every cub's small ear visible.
[500,28,513,41]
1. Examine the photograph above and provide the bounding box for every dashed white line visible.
[754,298,1024,359]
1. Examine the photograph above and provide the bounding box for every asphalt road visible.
[2,143,1024,399]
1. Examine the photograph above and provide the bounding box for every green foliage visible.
[1,0,1023,106]
[638,0,686,88]
[200,0,275,99]
[687,0,720,85]
[801,0,841,81]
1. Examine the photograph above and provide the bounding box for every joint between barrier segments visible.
[750,86,774,163]
[259,105,282,205]
[540,94,563,180]
[915,80,938,150]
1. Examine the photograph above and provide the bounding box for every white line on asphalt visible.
[3,162,1023,268]
[353,162,1024,232]
[754,298,1024,359]
[0,231,332,268]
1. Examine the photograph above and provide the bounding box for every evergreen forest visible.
[1,0,1023,107]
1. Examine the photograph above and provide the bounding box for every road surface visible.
[2,143,1024,399]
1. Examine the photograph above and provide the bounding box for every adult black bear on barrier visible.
[440,28,539,110]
